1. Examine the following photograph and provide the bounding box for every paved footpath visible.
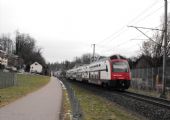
[0,77,63,120]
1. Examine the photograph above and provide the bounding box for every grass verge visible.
[71,84,142,120]
[0,74,50,107]
[61,89,72,120]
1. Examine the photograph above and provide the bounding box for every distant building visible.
[134,55,152,68]
[53,70,62,77]
[0,47,24,70]
[8,54,23,68]
[0,50,8,68]
[30,62,43,73]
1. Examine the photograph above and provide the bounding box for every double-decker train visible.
[66,55,131,90]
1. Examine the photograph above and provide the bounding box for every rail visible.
[68,80,170,120]
[121,91,170,109]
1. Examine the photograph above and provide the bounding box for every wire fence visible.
[0,71,17,89]
[60,78,83,120]
[131,68,170,89]
[130,67,170,95]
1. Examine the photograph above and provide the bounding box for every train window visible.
[112,61,129,72]
[106,65,108,72]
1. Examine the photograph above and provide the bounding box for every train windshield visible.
[112,61,129,72]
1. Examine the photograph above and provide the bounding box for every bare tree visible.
[81,53,91,64]
[140,13,170,67]
[0,34,14,54]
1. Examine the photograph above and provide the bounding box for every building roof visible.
[31,62,42,66]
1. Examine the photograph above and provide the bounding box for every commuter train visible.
[66,55,131,90]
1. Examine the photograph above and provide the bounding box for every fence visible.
[131,67,170,91]
[0,71,16,88]
[61,78,83,120]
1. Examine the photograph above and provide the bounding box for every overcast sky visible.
[0,0,169,63]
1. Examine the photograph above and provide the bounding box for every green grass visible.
[72,84,141,120]
[0,74,50,107]
[61,90,72,120]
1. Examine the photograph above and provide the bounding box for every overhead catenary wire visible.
[97,6,164,54]
[97,28,128,46]
[126,0,162,25]
[100,29,153,53]
[96,14,164,55]
[101,23,163,55]
[132,6,164,25]
[96,0,162,46]
[81,0,164,59]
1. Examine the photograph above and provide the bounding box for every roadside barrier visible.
[60,77,83,120]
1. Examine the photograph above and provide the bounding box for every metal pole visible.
[160,0,168,98]
[92,44,95,62]
[152,67,154,90]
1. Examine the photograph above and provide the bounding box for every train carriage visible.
[66,54,131,90]
[81,65,89,82]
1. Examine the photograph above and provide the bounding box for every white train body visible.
[66,55,131,89]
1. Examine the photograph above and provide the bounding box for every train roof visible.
[67,54,127,71]
[109,54,127,60]
[93,54,127,62]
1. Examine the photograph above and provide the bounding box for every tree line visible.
[48,53,92,71]
[0,31,48,74]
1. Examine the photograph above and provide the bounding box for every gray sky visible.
[0,0,168,63]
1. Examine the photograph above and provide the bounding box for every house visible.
[0,50,8,68]
[53,70,62,77]
[30,62,43,73]
[8,55,23,68]
[134,55,152,68]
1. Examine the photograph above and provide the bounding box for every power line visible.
[102,39,131,53]
[99,10,165,53]
[96,26,126,45]
[96,0,161,46]
[126,0,161,25]
[130,30,151,40]
[132,6,164,25]
[101,23,163,54]
[96,7,163,54]
[93,1,164,58]
[98,28,128,46]
[107,24,164,57]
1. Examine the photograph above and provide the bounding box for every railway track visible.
[121,91,170,109]
[67,79,170,108]
[65,79,170,120]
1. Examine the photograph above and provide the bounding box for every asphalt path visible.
[0,77,63,120]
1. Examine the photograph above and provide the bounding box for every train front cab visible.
[109,59,131,89]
